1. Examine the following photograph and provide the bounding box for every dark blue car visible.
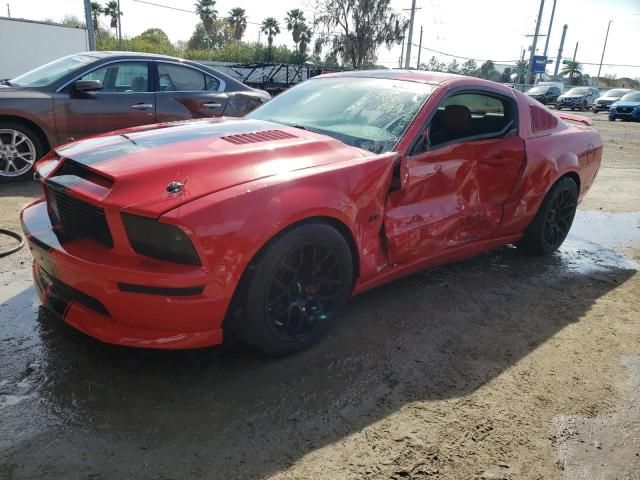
[609,91,640,121]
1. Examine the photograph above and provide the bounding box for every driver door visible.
[384,90,525,265]
[53,61,155,143]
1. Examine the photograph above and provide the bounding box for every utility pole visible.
[596,20,612,85]
[404,0,417,68]
[399,34,405,68]
[528,0,545,83]
[541,0,556,80]
[553,24,567,79]
[6,3,9,17]
[83,0,96,51]
[117,0,122,43]
[416,26,423,69]
[519,48,526,84]
[570,41,578,84]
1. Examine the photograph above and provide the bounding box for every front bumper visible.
[592,103,613,112]
[609,110,640,121]
[21,199,234,349]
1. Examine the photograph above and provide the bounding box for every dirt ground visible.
[1,112,639,480]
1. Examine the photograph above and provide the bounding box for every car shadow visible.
[0,180,41,198]
[0,237,637,479]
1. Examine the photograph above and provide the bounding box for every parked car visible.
[555,87,599,111]
[525,84,562,105]
[22,70,602,354]
[0,51,270,182]
[535,81,565,94]
[608,91,640,122]
[592,88,633,113]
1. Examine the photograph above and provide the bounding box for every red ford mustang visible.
[21,71,602,355]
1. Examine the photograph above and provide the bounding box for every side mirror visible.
[72,79,102,92]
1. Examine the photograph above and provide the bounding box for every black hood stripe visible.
[56,119,284,166]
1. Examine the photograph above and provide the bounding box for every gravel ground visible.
[0,112,639,480]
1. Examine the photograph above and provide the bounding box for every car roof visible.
[79,51,186,61]
[316,69,464,85]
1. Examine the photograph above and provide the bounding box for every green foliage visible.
[460,59,478,76]
[228,7,247,41]
[561,61,584,85]
[261,17,281,51]
[500,67,513,83]
[315,0,405,69]
[478,60,496,80]
[60,15,85,28]
[103,1,121,30]
[195,0,218,37]
[97,28,177,56]
[188,21,233,50]
[446,59,460,74]
[418,56,445,72]
[184,42,300,64]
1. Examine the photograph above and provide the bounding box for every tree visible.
[298,25,312,58]
[561,61,584,85]
[90,2,103,32]
[195,0,218,46]
[103,1,121,35]
[479,60,496,80]
[60,15,85,28]
[315,0,406,69]
[285,9,307,53]
[261,17,281,51]
[500,67,513,83]
[446,59,460,74]
[187,20,232,50]
[419,56,444,72]
[228,7,247,41]
[515,59,528,83]
[460,59,477,76]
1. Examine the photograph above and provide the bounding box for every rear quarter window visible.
[530,105,558,132]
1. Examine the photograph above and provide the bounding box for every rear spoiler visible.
[557,112,594,127]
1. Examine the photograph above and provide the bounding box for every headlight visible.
[122,213,201,266]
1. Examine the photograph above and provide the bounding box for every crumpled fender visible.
[161,151,399,288]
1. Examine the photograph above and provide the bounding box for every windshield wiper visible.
[0,79,13,86]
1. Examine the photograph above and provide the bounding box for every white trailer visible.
[0,17,88,79]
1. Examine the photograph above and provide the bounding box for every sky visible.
[7,0,640,78]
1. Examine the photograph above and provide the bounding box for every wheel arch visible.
[0,114,51,152]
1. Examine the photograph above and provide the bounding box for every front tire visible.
[0,122,45,183]
[519,177,578,256]
[235,222,353,355]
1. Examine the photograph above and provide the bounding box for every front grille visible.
[46,185,113,248]
[617,107,633,113]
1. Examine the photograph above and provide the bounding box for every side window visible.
[550,87,560,95]
[157,63,214,91]
[427,92,514,149]
[80,62,149,93]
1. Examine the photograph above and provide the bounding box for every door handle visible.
[131,103,154,110]
[202,102,222,108]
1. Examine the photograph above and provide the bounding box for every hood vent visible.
[221,129,297,145]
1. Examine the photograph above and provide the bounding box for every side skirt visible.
[352,233,523,295]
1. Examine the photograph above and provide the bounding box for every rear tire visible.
[0,121,46,183]
[519,177,578,256]
[234,222,353,356]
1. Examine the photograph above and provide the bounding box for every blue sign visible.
[532,55,547,73]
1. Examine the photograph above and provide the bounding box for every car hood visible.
[611,100,640,108]
[48,118,369,216]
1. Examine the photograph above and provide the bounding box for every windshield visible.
[566,87,589,96]
[605,89,629,98]
[620,92,640,102]
[11,54,96,87]
[527,86,549,94]
[247,77,435,154]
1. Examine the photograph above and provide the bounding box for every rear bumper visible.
[21,199,235,349]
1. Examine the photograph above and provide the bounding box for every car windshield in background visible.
[528,86,548,94]
[11,54,95,87]
[247,77,434,154]
[606,89,630,98]
[566,88,589,96]
[620,92,640,102]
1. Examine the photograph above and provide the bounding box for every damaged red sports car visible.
[21,70,602,355]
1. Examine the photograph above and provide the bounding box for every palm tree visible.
[103,1,121,33]
[561,61,584,85]
[298,25,312,58]
[90,2,103,32]
[228,7,247,41]
[195,0,218,43]
[285,9,306,52]
[261,17,280,50]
